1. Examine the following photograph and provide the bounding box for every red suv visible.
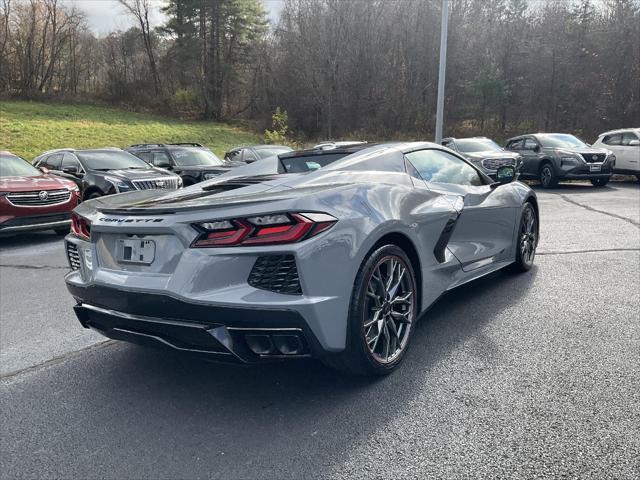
[0,151,81,235]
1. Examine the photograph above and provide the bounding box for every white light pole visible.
[435,0,448,143]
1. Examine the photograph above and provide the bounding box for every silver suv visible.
[442,137,521,180]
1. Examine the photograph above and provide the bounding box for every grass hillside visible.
[0,101,261,160]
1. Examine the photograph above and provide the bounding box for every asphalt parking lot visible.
[1,182,639,479]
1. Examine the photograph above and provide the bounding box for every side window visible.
[242,149,258,162]
[507,139,523,150]
[603,134,622,146]
[152,151,172,166]
[61,153,82,172]
[523,138,538,150]
[226,150,241,161]
[621,132,639,146]
[135,151,153,163]
[405,149,484,187]
[44,153,63,170]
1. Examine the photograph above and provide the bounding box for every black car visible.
[224,144,293,164]
[504,133,615,188]
[441,137,522,179]
[127,143,243,186]
[32,148,183,200]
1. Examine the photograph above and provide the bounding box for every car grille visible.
[481,157,516,170]
[581,153,606,163]
[6,189,71,206]
[132,178,180,190]
[66,242,81,270]
[248,255,302,295]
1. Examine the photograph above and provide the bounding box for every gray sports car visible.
[64,142,539,376]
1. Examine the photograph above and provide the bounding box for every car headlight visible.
[203,173,219,180]
[608,155,616,165]
[103,175,132,193]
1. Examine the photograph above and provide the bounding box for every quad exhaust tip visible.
[244,333,306,356]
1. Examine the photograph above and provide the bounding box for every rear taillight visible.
[191,212,337,248]
[71,212,91,240]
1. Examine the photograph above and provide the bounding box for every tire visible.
[539,163,557,188]
[591,178,609,187]
[323,244,418,376]
[635,175,640,182]
[54,227,69,236]
[510,202,538,273]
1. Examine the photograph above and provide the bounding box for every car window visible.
[0,154,41,177]
[44,153,63,170]
[280,153,351,173]
[602,134,622,146]
[135,151,153,163]
[507,139,523,150]
[62,153,83,172]
[405,149,484,186]
[242,149,258,162]
[152,151,172,166]
[523,138,538,150]
[76,150,152,170]
[455,138,503,153]
[621,132,639,146]
[255,147,292,160]
[170,148,224,166]
[226,150,241,161]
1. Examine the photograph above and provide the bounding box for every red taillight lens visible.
[192,212,337,248]
[71,212,91,240]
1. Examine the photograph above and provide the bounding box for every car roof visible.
[598,128,640,136]
[128,143,205,149]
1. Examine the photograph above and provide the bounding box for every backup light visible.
[191,212,337,247]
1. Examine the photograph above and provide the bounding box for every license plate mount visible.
[590,164,601,172]
[117,238,156,265]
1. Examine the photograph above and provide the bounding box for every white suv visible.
[593,128,640,179]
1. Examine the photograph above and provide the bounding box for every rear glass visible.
[280,153,350,173]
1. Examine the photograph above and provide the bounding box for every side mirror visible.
[62,166,78,174]
[628,139,640,147]
[533,145,541,153]
[495,165,516,185]
[155,161,172,169]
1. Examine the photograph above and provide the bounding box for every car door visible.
[405,149,517,271]
[600,133,624,168]
[59,153,85,187]
[520,137,543,176]
[619,132,640,172]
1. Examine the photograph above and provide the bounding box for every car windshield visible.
[170,148,224,166]
[255,147,292,160]
[77,150,152,170]
[455,139,503,153]
[538,134,589,149]
[0,154,41,177]
[280,153,351,173]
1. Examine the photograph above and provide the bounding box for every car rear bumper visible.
[66,280,328,363]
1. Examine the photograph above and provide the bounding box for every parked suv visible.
[505,133,615,187]
[33,148,182,199]
[441,137,522,179]
[1,151,80,235]
[127,143,242,186]
[224,145,293,164]
[592,128,640,179]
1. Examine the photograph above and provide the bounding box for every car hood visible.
[464,150,520,160]
[546,147,611,156]
[0,174,76,192]
[95,168,179,180]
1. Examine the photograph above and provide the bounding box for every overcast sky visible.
[63,0,283,35]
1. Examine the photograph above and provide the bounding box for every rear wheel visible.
[539,163,557,188]
[323,244,418,376]
[591,178,609,187]
[511,203,538,272]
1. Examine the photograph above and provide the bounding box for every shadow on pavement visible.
[2,266,538,479]
[0,230,64,250]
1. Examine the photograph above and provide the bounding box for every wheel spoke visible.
[390,309,412,324]
[364,309,382,329]
[391,291,412,306]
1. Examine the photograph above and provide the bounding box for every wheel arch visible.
[181,175,198,186]
[82,186,105,200]
[366,231,423,312]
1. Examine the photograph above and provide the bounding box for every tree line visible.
[1,0,638,141]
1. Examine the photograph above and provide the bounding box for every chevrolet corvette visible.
[64,142,538,375]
